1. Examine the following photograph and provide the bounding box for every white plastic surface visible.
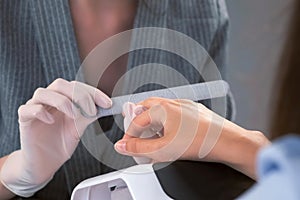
[71,164,172,200]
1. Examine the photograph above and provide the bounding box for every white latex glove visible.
[0,79,112,197]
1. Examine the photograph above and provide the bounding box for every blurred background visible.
[226,0,293,135]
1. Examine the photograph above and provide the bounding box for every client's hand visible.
[0,78,112,197]
[115,97,269,179]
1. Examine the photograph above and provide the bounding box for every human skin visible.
[0,156,14,199]
[70,0,138,96]
[0,79,112,199]
[115,98,271,180]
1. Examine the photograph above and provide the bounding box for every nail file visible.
[77,80,229,119]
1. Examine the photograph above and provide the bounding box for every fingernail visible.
[115,141,127,153]
[134,107,145,116]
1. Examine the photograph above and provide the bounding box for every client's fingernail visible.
[134,106,146,116]
[134,109,143,115]
[115,141,127,153]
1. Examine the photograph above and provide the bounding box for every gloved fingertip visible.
[94,90,112,108]
[98,96,113,109]
[106,98,113,107]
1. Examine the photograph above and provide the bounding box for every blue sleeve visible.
[238,135,300,200]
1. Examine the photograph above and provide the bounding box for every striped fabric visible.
[0,0,230,199]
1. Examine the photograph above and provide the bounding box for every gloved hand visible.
[0,78,112,197]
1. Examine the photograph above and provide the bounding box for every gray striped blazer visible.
[0,0,230,199]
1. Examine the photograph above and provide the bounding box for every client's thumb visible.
[114,138,159,157]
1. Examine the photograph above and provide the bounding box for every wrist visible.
[230,130,270,179]
[0,150,52,198]
[205,123,270,179]
[0,155,15,200]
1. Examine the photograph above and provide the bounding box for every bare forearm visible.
[229,130,270,179]
[0,156,15,200]
[208,125,270,180]
[115,99,271,180]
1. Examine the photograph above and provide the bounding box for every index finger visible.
[125,109,152,137]
[126,104,165,138]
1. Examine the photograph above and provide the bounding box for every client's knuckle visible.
[159,100,170,108]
